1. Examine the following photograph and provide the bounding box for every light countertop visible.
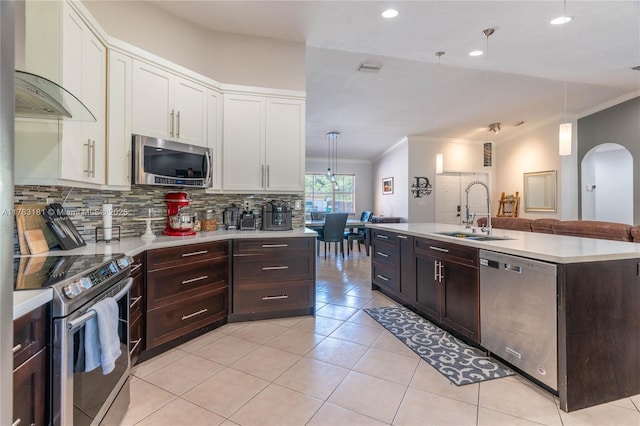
[367,223,640,264]
[13,227,317,319]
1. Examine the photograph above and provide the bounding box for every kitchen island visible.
[367,223,640,413]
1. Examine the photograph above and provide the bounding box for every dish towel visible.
[84,297,121,375]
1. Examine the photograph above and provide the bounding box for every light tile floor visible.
[117,248,640,425]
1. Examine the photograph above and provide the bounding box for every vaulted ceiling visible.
[148,1,640,160]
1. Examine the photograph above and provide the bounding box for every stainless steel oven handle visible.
[67,278,133,332]
[130,263,143,274]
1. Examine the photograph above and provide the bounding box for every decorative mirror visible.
[523,170,557,212]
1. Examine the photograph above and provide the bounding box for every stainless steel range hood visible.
[14,70,96,121]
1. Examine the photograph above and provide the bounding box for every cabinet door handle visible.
[182,250,208,257]
[126,150,131,181]
[439,262,445,283]
[12,344,22,353]
[261,164,265,187]
[182,275,208,284]
[429,246,449,253]
[176,111,180,138]
[11,418,21,426]
[376,234,389,240]
[397,235,408,239]
[262,244,288,248]
[262,295,288,300]
[182,308,208,321]
[169,109,174,136]
[262,266,288,271]
[129,338,142,355]
[376,251,389,258]
[376,274,389,282]
[91,140,96,177]
[130,296,142,309]
[84,139,91,175]
[266,164,270,188]
[434,260,439,281]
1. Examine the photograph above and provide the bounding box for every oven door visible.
[53,278,132,426]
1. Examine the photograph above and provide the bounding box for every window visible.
[305,173,355,214]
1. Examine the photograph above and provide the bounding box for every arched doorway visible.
[581,143,633,223]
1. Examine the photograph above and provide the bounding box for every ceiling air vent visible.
[357,63,382,73]
[632,65,640,71]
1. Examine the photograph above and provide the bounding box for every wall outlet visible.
[294,200,302,210]
[46,197,54,205]
[586,184,596,191]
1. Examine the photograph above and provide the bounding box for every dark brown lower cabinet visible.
[230,237,315,321]
[13,303,49,426]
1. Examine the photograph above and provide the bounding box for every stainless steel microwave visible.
[132,134,212,188]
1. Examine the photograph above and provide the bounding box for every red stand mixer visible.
[164,192,197,236]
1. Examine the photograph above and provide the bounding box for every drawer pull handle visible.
[397,235,408,239]
[376,251,389,258]
[376,274,390,282]
[376,235,389,240]
[12,344,22,354]
[182,250,208,257]
[129,338,142,355]
[261,244,289,248]
[182,308,208,321]
[429,246,449,253]
[12,419,21,426]
[262,266,289,271]
[130,296,142,309]
[182,275,209,284]
[262,295,289,300]
[131,263,143,273]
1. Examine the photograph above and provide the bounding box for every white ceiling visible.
[148,1,640,161]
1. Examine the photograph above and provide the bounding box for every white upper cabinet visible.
[132,60,207,147]
[106,49,133,189]
[223,93,305,193]
[207,88,223,191]
[19,1,106,186]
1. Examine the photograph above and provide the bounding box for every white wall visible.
[373,139,409,220]
[305,157,373,217]
[82,1,305,91]
[495,118,578,220]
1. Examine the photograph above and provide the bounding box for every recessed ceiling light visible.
[381,9,399,19]
[469,50,483,57]
[550,16,572,25]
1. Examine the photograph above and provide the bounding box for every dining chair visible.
[344,211,373,255]
[310,211,326,220]
[317,213,348,258]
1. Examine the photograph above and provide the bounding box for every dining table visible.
[304,219,370,255]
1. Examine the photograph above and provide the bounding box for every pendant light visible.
[326,131,339,183]
[483,28,495,166]
[558,0,572,156]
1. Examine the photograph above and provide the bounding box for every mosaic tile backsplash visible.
[14,185,305,254]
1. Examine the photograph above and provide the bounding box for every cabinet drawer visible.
[372,262,398,291]
[130,312,144,365]
[415,237,478,267]
[233,281,313,314]
[146,286,228,349]
[234,252,313,284]
[13,347,47,426]
[147,241,229,270]
[371,229,398,247]
[13,304,47,368]
[147,257,228,309]
[371,241,398,267]
[234,237,313,254]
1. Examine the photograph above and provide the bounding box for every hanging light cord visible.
[563,0,568,122]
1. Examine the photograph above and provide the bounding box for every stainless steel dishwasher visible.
[479,250,558,391]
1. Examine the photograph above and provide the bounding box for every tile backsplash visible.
[14,185,304,253]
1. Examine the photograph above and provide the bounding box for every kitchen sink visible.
[435,231,515,241]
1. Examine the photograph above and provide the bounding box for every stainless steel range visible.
[14,253,134,426]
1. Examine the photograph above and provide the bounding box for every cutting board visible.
[15,204,58,254]
[24,229,49,254]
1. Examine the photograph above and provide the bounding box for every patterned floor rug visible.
[364,306,515,386]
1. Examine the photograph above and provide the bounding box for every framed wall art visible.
[382,177,394,195]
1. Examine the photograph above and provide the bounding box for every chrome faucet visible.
[464,180,491,234]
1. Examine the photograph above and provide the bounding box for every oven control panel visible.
[63,256,132,299]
